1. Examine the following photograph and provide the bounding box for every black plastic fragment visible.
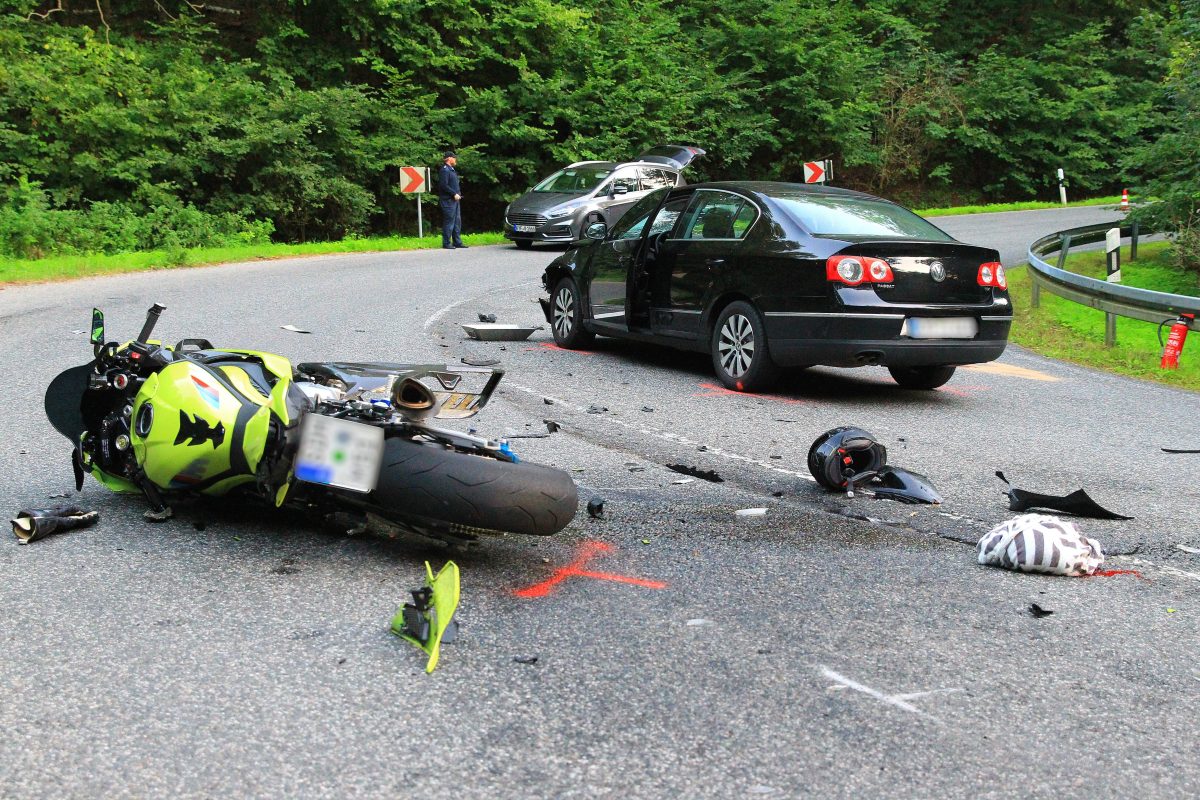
[1162,448,1200,454]
[478,313,497,323]
[461,356,501,367]
[513,655,539,665]
[996,471,1132,520]
[544,420,561,433]
[666,464,724,483]
[587,498,605,519]
[1029,603,1054,619]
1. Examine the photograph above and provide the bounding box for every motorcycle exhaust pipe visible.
[392,378,438,419]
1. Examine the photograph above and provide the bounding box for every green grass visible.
[1007,241,1200,391]
[918,195,1121,217]
[0,232,508,285]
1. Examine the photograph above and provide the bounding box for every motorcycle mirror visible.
[90,308,105,346]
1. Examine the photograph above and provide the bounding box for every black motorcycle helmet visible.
[807,426,888,491]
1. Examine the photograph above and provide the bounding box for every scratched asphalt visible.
[2,206,1199,799]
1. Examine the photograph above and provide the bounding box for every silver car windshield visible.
[533,166,613,194]
[773,194,953,241]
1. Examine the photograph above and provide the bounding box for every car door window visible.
[604,167,640,195]
[609,189,668,239]
[647,196,689,236]
[639,168,676,191]
[679,192,753,240]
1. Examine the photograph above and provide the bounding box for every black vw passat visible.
[538,181,1012,391]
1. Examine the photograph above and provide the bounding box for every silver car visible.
[504,145,704,249]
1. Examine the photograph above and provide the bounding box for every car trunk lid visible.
[837,241,999,304]
[636,145,705,170]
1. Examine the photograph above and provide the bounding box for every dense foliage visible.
[1127,0,1200,272]
[0,0,1184,257]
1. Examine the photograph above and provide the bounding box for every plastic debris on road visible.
[587,498,605,519]
[10,505,99,544]
[736,508,768,518]
[461,323,542,341]
[996,471,1131,520]
[279,324,311,333]
[1029,603,1054,618]
[478,313,497,323]
[390,561,461,674]
[666,464,724,483]
[977,514,1105,576]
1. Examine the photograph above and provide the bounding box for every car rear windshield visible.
[533,166,612,194]
[772,193,954,241]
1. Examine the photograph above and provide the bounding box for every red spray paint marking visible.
[693,381,809,405]
[524,342,596,355]
[513,540,668,599]
[1087,568,1146,580]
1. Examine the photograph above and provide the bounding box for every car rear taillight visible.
[977,261,1006,289]
[826,256,894,286]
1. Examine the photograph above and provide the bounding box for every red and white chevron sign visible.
[803,160,833,184]
[399,166,428,194]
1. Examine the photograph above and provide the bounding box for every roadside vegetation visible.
[917,196,1120,218]
[1007,242,1200,392]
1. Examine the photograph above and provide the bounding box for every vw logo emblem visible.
[929,261,946,282]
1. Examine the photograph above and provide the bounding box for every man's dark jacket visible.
[438,163,460,200]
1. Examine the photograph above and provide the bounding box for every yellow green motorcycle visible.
[44,304,578,546]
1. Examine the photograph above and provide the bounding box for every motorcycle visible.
[43,304,578,546]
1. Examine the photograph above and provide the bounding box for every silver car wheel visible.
[553,287,575,338]
[718,313,755,377]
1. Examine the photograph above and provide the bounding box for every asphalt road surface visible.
[3,205,1199,799]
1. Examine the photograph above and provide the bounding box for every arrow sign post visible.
[803,159,833,184]
[400,166,430,237]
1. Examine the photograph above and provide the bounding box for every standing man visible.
[437,151,467,249]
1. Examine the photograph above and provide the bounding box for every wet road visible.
[2,205,1198,799]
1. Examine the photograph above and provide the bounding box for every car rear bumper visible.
[764,311,1011,367]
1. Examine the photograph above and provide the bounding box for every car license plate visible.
[294,414,384,493]
[902,317,979,339]
[513,224,537,233]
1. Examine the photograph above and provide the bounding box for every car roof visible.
[676,180,882,203]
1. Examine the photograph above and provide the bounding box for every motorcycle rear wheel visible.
[362,436,578,537]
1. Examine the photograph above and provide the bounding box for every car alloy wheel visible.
[550,277,595,349]
[718,314,755,377]
[709,300,780,392]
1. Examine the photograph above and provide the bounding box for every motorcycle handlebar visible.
[137,303,166,344]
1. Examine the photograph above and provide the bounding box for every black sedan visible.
[537,181,1012,391]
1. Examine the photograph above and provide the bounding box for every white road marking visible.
[820,666,961,721]
[422,279,534,333]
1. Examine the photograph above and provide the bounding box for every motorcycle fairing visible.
[868,467,943,505]
[995,471,1132,520]
[297,362,504,420]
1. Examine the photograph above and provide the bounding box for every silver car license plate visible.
[901,317,979,339]
[294,414,384,493]
[513,224,537,233]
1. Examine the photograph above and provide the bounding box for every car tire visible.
[710,301,780,392]
[515,239,533,250]
[888,365,956,390]
[550,277,595,349]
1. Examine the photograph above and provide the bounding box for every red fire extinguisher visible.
[1160,313,1195,369]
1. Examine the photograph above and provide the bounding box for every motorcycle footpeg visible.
[11,506,100,544]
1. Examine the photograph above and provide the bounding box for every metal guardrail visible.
[1027,221,1200,345]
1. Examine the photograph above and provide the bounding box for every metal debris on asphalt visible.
[10,505,100,544]
[978,514,1105,576]
[996,471,1132,520]
[461,356,501,367]
[587,498,605,519]
[672,478,695,485]
[736,508,768,518]
[280,324,312,333]
[462,323,542,341]
[666,464,724,483]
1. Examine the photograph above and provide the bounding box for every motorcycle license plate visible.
[513,225,537,233]
[294,414,384,493]
[901,317,978,339]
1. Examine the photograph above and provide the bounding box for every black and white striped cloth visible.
[977,514,1105,576]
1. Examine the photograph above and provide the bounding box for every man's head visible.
[443,150,457,166]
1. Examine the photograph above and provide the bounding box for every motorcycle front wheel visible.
[359,437,578,537]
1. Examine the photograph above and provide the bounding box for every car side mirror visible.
[585,221,608,240]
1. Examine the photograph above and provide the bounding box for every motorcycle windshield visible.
[45,363,93,442]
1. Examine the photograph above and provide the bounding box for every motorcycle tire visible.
[365,437,578,537]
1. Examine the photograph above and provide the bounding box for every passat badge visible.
[929,261,946,282]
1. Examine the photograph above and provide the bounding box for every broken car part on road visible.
[977,514,1105,576]
[995,471,1132,520]
[461,323,543,341]
[10,506,99,544]
[44,304,578,549]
